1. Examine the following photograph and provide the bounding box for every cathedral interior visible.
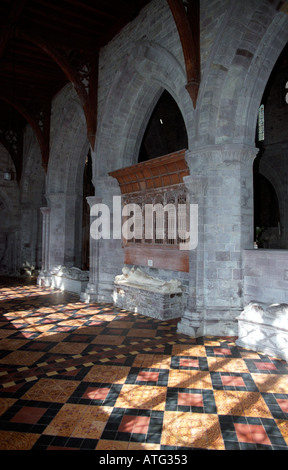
[1,0,288,451]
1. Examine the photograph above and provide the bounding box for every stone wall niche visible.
[113,266,183,320]
[81,177,124,303]
[109,149,190,319]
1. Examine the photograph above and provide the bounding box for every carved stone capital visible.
[40,206,51,216]
[185,144,258,173]
[183,175,208,198]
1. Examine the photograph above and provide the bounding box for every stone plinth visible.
[113,283,183,320]
[112,266,183,320]
[51,275,88,294]
[236,302,288,362]
[50,266,89,295]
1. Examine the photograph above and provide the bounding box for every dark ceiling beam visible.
[279,0,288,13]
[0,0,152,174]
[22,16,101,50]
[167,0,200,108]
[29,0,108,31]
[0,0,28,58]
[21,32,98,150]
[1,62,61,81]
[62,0,118,20]
[44,48,97,149]
[269,0,288,12]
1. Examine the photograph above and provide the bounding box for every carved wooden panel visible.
[109,149,190,272]
[122,184,189,246]
[109,149,189,194]
[124,245,189,272]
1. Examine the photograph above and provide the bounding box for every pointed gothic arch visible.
[253,41,288,249]
[94,40,193,178]
[138,89,188,162]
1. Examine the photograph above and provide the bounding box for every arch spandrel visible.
[94,40,193,178]
[195,2,288,149]
[46,85,89,196]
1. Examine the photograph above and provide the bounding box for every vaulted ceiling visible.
[1,0,286,182]
[0,0,152,179]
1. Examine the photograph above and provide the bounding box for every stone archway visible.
[83,39,194,302]
[253,41,288,249]
[40,85,90,281]
[194,2,288,149]
[19,127,46,273]
[138,89,188,162]
[94,40,193,178]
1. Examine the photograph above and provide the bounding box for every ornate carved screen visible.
[109,149,190,272]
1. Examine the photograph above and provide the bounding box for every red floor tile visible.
[11,406,47,424]
[234,423,271,445]
[255,362,277,371]
[277,398,288,413]
[221,375,246,387]
[119,415,150,434]
[82,387,110,400]
[179,358,199,368]
[214,348,232,355]
[1,278,288,451]
[137,371,159,382]
[178,392,203,407]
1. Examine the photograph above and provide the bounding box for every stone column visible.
[37,191,81,286]
[46,192,79,269]
[37,206,51,285]
[177,174,207,337]
[20,203,42,272]
[81,176,124,303]
[80,195,102,302]
[178,144,257,337]
[4,230,20,275]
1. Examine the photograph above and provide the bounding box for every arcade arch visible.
[138,89,188,162]
[42,85,90,272]
[94,40,193,179]
[254,41,288,249]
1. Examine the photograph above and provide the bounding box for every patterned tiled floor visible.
[1,277,288,450]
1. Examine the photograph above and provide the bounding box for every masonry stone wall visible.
[44,85,89,271]
[19,126,45,273]
[243,249,288,305]
[79,0,288,333]
[87,0,194,303]
[95,0,192,177]
[0,144,20,274]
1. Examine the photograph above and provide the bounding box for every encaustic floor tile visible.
[1,277,288,450]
